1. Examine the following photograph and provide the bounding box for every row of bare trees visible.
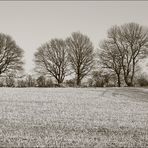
[0,22,147,87]
[34,32,94,86]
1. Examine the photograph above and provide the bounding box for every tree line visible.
[0,22,148,87]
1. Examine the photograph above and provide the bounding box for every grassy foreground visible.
[0,87,148,147]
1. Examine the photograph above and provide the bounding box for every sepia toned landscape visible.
[0,1,148,147]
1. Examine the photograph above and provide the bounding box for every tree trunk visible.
[76,76,81,87]
[124,76,134,87]
[123,60,135,87]
[117,74,121,87]
[130,60,135,87]
[57,79,63,87]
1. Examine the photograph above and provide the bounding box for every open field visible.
[0,87,148,147]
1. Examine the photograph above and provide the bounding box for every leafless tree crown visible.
[34,38,69,85]
[0,33,24,76]
[66,32,94,86]
[99,23,148,86]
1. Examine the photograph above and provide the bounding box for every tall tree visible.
[0,33,24,76]
[119,23,148,86]
[66,32,94,86]
[99,23,148,86]
[99,40,122,87]
[34,38,69,86]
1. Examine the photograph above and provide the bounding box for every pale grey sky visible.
[0,1,148,74]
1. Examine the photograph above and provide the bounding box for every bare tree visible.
[34,38,69,86]
[99,23,148,86]
[17,79,27,87]
[36,75,46,87]
[0,77,5,87]
[45,78,53,87]
[66,32,94,86]
[0,33,24,76]
[137,73,148,86]
[119,23,148,86]
[90,69,111,87]
[26,75,36,87]
[5,73,15,87]
[99,40,122,87]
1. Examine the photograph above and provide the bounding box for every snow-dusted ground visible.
[0,87,148,147]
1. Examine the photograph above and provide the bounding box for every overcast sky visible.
[0,1,148,74]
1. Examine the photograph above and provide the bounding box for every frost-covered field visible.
[0,87,148,147]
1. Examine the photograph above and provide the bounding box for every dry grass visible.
[0,87,148,147]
